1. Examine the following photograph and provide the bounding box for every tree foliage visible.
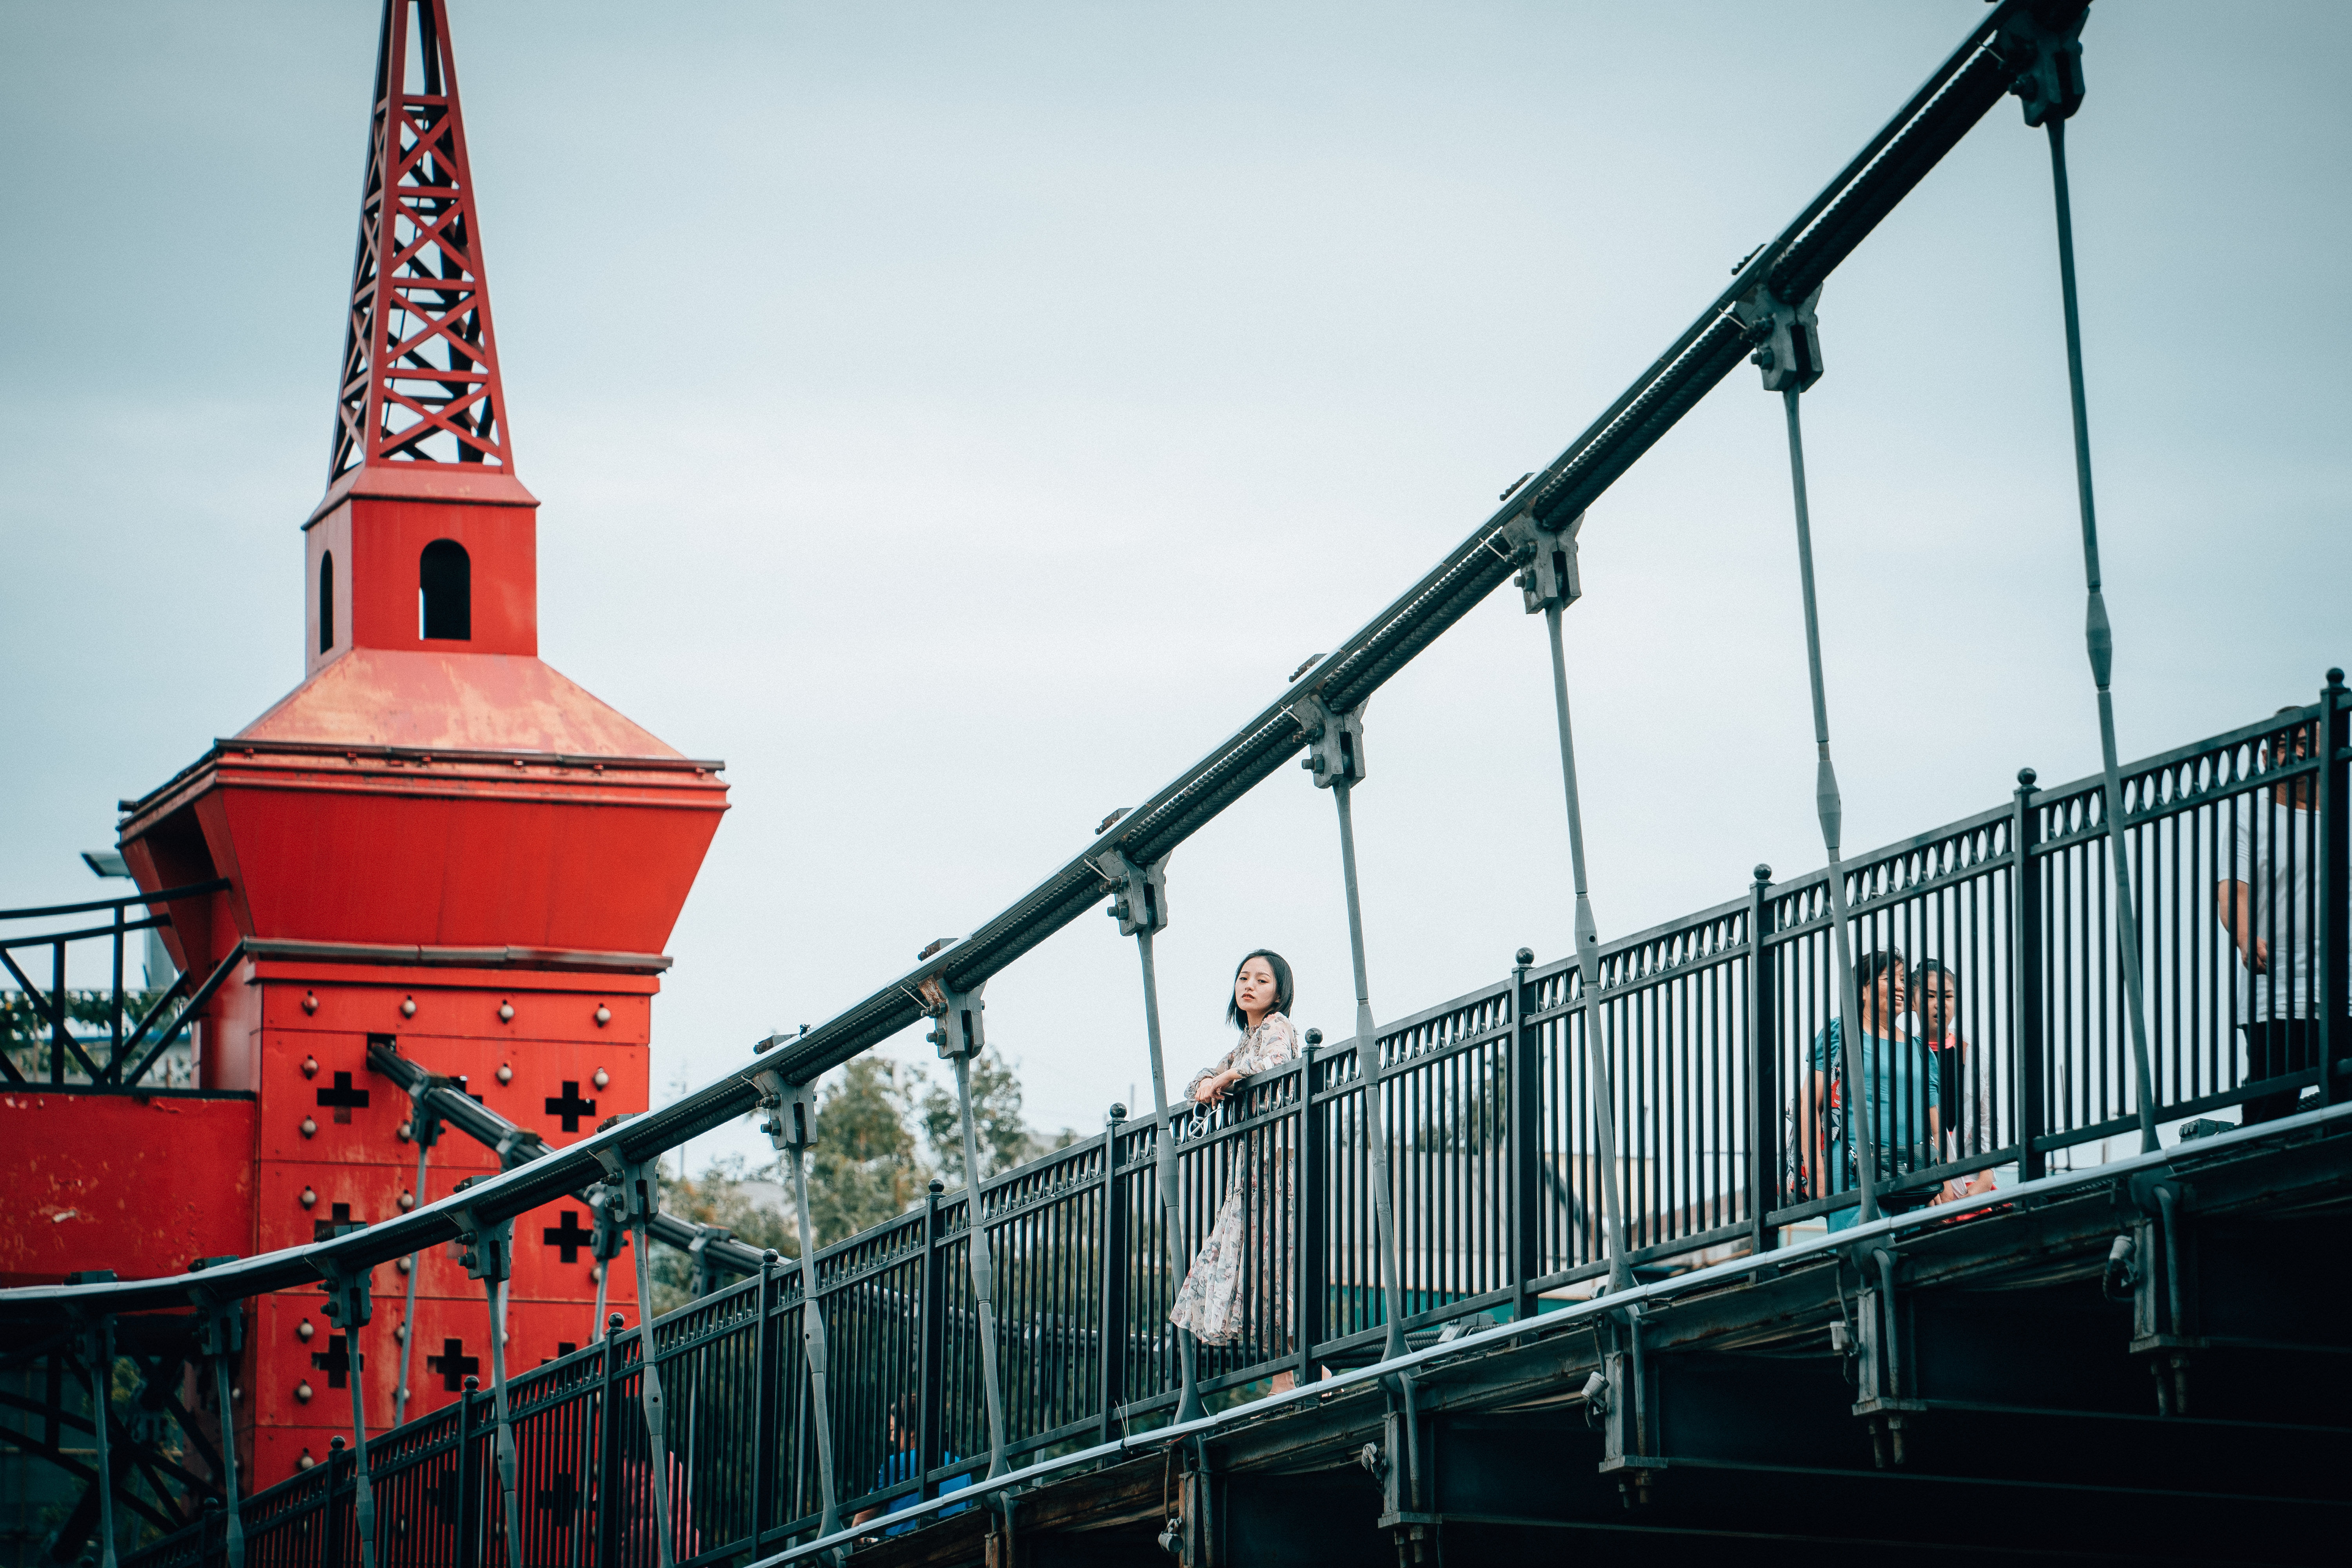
[918,1047,1077,1185]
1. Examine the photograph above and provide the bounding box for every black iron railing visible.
[0,879,232,1089]
[120,686,2348,1568]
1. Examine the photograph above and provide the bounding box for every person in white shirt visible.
[2214,710,2340,1124]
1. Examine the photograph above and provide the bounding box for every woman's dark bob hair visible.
[1226,949,1295,1028]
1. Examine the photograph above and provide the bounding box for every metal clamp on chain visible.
[1734,282,1824,393]
[925,980,988,1061]
[1996,0,2087,128]
[1290,690,1367,788]
[1499,508,1584,614]
[753,1068,820,1152]
[1093,846,1169,938]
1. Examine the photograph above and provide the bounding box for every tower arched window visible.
[319,551,335,653]
[419,539,472,641]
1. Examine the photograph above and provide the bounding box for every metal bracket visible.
[1289,690,1367,788]
[1091,847,1169,938]
[586,1183,628,1263]
[924,980,988,1062]
[1996,0,2087,128]
[1498,509,1585,614]
[1733,282,1824,394]
[753,1067,822,1151]
[453,1209,514,1286]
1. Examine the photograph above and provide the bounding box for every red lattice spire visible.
[330,0,514,480]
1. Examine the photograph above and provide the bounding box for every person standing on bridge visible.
[2216,711,2341,1124]
[1169,951,1304,1392]
[1915,958,1998,1206]
[1809,949,1940,1230]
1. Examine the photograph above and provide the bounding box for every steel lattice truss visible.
[330,0,511,477]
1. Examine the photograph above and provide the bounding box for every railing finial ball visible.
[929,1179,946,1195]
[1752,865,1771,885]
[1108,1102,1127,1120]
[2327,666,2344,688]
[2018,766,2038,788]
[1514,947,1534,967]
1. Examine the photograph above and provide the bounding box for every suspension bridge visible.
[3,2,2347,1564]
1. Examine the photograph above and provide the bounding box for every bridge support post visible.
[615,1157,679,1568]
[1504,509,1636,1292]
[1745,867,1780,1259]
[1294,692,1410,1363]
[454,1203,523,1568]
[394,1089,441,1430]
[1294,1029,1326,1387]
[753,1071,842,1535]
[1737,281,1880,1225]
[593,1316,622,1568]
[318,1262,376,1568]
[196,1298,247,1568]
[1098,1100,1129,1446]
[925,982,1013,1475]
[2319,669,2347,1106]
[916,1180,947,1508]
[1093,849,1209,1424]
[2013,770,2049,1181]
[81,1316,118,1568]
[2005,7,2160,1154]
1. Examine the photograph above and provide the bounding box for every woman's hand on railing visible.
[1194,1069,1243,1106]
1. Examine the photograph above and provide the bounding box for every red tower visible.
[109,0,728,1488]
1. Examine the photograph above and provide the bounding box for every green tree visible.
[809,1056,935,1241]
[646,1151,797,1316]
[918,1047,1077,1185]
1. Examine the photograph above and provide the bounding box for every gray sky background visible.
[4,2,2347,1177]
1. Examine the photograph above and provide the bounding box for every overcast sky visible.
[4,2,2346,1176]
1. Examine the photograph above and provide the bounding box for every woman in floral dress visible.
[1168,950,1303,1391]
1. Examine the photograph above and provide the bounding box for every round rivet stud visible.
[401,996,417,1018]
[397,1121,413,1143]
[301,1056,319,1079]
[296,1450,315,1470]
[396,1256,412,1275]
[496,1063,513,1085]
[399,1190,416,1211]
[594,1005,611,1027]
[302,991,319,1015]
[299,1187,317,1209]
[498,1001,514,1023]
[394,1323,407,1344]
[294,1382,314,1405]
[592,1067,609,1089]
[299,1116,318,1138]
[296,1320,314,1342]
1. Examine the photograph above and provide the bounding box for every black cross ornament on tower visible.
[311,1334,361,1389]
[316,1071,371,1124]
[312,1202,354,1243]
[542,1210,593,1263]
[425,1338,479,1392]
[544,1081,596,1132]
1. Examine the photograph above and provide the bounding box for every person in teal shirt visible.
[1807,949,1940,1231]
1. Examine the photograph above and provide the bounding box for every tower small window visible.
[419,539,472,641]
[319,551,336,653]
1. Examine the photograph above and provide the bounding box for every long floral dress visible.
[1167,1012,1300,1347]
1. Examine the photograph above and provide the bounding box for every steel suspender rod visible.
[611,1157,679,1568]
[753,1071,843,1536]
[1094,850,1210,1425]
[924,984,1011,1477]
[394,1089,441,1430]
[318,1263,376,1568]
[1294,693,1410,1363]
[83,1316,119,1568]
[2005,5,2159,1152]
[194,1294,248,1568]
[1735,277,1883,1226]
[1504,510,1637,1292]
